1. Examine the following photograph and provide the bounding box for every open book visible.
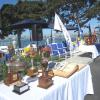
[53,62,85,78]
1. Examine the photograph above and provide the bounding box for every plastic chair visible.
[51,50,59,57]
[57,43,68,58]
[49,43,57,49]
[5,53,11,60]
[49,43,67,59]
[57,43,63,49]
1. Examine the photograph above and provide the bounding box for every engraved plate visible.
[20,85,29,93]
[13,83,29,94]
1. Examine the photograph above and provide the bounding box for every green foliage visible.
[0,0,99,39]
[33,53,42,62]
[0,63,8,80]
[25,53,41,67]
[23,57,31,67]
[13,54,31,68]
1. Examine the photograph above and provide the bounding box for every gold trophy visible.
[27,46,38,77]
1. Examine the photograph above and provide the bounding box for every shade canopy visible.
[10,19,48,29]
[8,19,48,48]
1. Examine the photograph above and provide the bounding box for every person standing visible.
[12,37,17,49]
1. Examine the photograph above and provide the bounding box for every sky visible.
[83,18,99,33]
[0,0,17,8]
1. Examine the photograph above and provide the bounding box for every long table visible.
[0,65,94,100]
[79,45,99,59]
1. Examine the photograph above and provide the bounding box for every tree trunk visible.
[17,33,21,48]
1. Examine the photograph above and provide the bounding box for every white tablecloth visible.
[0,65,94,100]
[67,65,94,100]
[79,45,99,58]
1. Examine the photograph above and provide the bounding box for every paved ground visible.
[85,56,100,100]
[84,44,100,100]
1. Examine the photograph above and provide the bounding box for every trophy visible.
[4,57,29,94]
[4,58,19,86]
[38,58,53,89]
[27,46,38,77]
[13,71,29,95]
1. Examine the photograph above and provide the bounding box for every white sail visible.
[54,13,73,53]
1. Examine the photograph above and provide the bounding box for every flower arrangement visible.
[28,47,36,58]
[41,46,51,58]
[22,46,36,58]
[24,47,30,54]
[84,35,96,45]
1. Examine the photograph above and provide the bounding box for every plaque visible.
[13,82,29,94]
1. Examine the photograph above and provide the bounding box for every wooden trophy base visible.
[4,73,19,86]
[38,76,53,89]
[27,67,38,77]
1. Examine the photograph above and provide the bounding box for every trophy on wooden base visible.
[4,72,19,86]
[27,58,38,77]
[38,58,53,89]
[4,59,19,86]
[4,58,26,86]
[13,71,29,95]
[27,46,38,77]
[13,82,29,95]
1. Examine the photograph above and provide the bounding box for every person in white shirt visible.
[12,39,17,49]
